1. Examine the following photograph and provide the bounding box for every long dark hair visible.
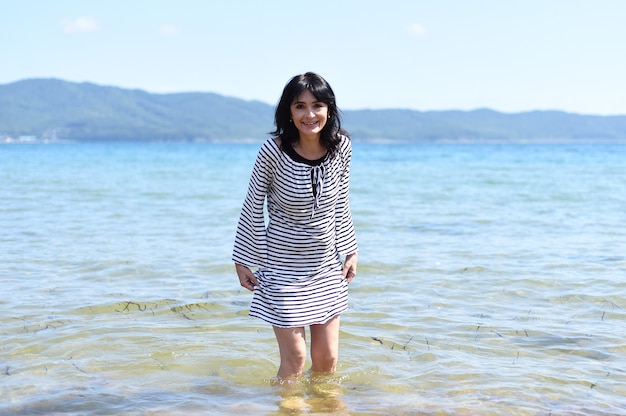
[270,72,348,156]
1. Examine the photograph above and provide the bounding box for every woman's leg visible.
[273,326,307,379]
[309,315,340,373]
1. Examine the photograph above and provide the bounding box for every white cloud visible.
[158,24,182,37]
[61,17,101,34]
[407,23,426,36]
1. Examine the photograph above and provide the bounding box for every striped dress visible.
[232,135,358,328]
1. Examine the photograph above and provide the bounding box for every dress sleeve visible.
[335,137,358,256]
[232,141,274,267]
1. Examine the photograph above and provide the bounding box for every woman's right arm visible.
[235,263,259,291]
[232,141,276,268]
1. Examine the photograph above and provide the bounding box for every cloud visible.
[158,24,183,37]
[61,17,101,34]
[407,23,426,36]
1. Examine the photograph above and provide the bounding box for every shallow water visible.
[1,142,625,415]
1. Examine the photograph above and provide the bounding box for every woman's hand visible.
[342,252,358,284]
[235,263,259,291]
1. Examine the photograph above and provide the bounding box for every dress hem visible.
[249,310,346,328]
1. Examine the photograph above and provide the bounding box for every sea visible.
[1,140,625,415]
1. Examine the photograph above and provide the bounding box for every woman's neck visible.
[293,136,326,160]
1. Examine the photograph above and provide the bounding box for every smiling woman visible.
[233,72,359,382]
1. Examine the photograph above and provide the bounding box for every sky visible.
[2,0,626,115]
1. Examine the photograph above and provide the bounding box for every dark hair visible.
[270,72,347,156]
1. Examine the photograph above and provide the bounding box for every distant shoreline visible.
[2,79,626,144]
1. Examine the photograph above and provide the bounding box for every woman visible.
[232,72,358,381]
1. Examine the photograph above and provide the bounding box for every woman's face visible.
[290,90,328,140]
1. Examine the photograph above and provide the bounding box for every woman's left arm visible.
[335,137,358,256]
[342,251,358,283]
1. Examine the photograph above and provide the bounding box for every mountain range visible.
[1,78,625,142]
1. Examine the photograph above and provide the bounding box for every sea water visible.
[1,141,625,415]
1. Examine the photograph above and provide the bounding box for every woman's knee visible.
[277,347,306,378]
[286,347,307,367]
[274,326,307,376]
[310,346,338,372]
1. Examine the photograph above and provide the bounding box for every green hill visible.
[0,78,272,142]
[1,78,625,142]
[345,108,626,142]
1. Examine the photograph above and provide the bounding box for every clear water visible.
[1,142,625,415]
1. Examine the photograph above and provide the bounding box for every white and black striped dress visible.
[232,135,358,328]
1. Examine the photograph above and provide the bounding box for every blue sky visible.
[2,0,625,115]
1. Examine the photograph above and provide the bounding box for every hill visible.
[0,79,272,142]
[1,78,625,142]
[345,108,626,142]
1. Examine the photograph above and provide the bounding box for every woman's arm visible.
[235,263,259,291]
[342,252,358,283]
[232,141,276,267]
